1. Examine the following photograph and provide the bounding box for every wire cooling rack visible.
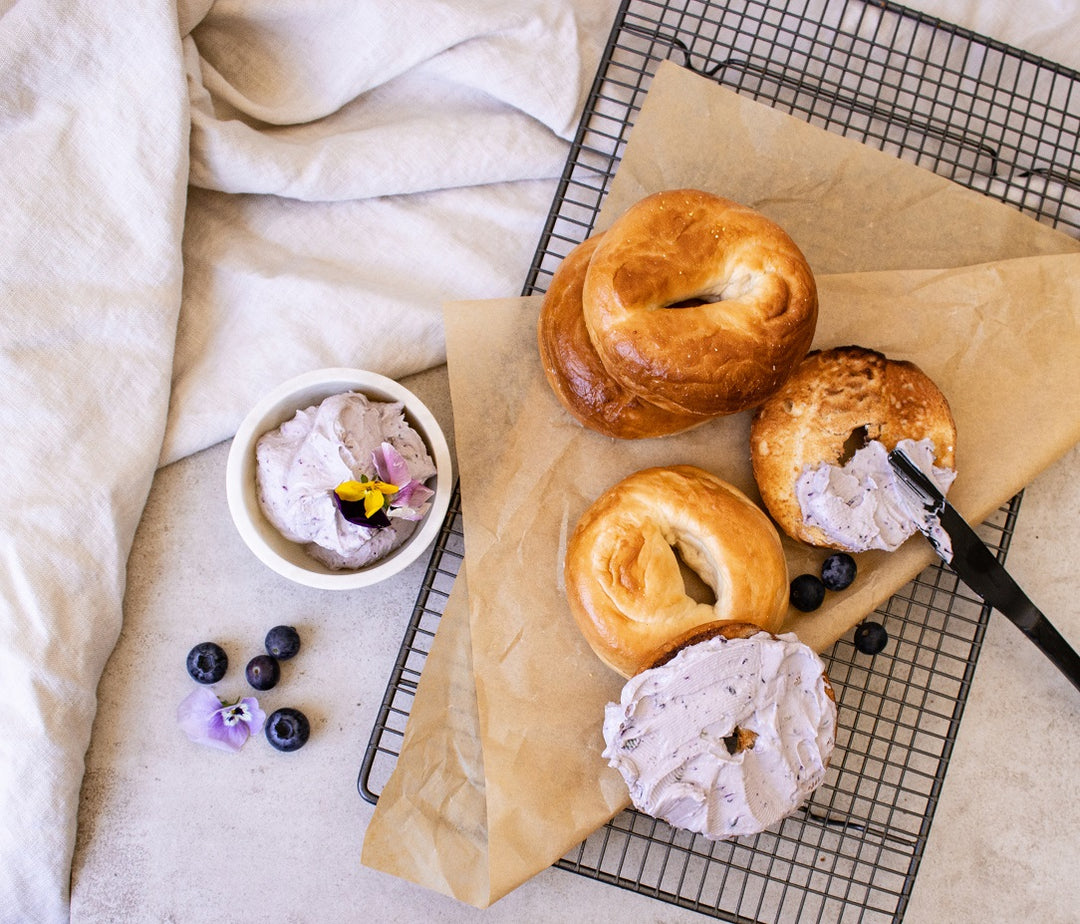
[360,1,1080,920]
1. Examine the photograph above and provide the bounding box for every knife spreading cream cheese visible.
[255,392,436,570]
[795,437,956,558]
[602,631,837,841]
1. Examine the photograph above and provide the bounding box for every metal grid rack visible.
[361,1,1080,920]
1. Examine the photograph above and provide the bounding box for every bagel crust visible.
[564,465,788,677]
[537,232,711,439]
[582,189,818,417]
[643,619,771,670]
[750,346,957,549]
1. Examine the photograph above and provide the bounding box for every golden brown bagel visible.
[564,465,788,677]
[582,189,818,417]
[537,233,711,439]
[750,345,957,548]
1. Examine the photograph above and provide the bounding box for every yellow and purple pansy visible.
[332,441,434,529]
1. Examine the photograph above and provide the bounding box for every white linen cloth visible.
[166,0,613,463]
[0,3,187,922]
[2,0,1080,920]
[0,0,613,920]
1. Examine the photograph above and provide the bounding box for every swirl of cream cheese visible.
[794,437,956,557]
[255,392,435,569]
[602,631,836,840]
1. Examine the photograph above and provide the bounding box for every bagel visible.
[751,345,958,550]
[537,233,711,439]
[564,465,788,677]
[581,189,818,417]
[602,620,837,841]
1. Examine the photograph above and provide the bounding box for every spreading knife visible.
[888,447,1080,695]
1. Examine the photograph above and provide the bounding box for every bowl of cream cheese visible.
[226,368,452,589]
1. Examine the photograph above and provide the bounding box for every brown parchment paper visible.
[362,61,1080,906]
[360,575,492,906]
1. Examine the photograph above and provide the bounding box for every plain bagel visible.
[581,189,818,417]
[537,232,711,439]
[564,465,788,677]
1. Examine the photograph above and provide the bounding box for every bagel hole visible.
[665,296,713,309]
[724,726,757,754]
[839,424,871,465]
[674,546,717,606]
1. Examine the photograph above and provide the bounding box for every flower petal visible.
[394,480,433,510]
[388,507,424,522]
[177,687,242,751]
[334,494,391,528]
[374,442,410,486]
[177,687,223,735]
[363,489,384,519]
[205,711,250,752]
[240,696,266,734]
[334,479,367,502]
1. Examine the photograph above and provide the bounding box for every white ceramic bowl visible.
[225,368,452,590]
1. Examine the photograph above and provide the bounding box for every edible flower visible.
[177,686,266,752]
[333,442,434,529]
[335,475,399,519]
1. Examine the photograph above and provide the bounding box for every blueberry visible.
[265,707,310,752]
[245,654,280,691]
[854,620,889,655]
[790,574,826,612]
[821,552,857,591]
[265,625,301,660]
[186,642,227,684]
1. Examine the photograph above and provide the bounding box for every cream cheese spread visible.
[255,392,435,569]
[602,631,837,841]
[795,437,956,557]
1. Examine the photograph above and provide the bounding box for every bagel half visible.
[751,345,957,549]
[565,465,788,677]
[602,619,837,841]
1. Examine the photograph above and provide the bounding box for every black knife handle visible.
[1025,611,1080,695]
[952,529,1080,694]
[934,508,1080,694]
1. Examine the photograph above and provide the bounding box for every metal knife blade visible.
[888,448,1080,695]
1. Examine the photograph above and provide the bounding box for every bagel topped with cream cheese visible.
[750,345,958,552]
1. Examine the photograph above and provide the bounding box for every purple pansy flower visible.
[177,686,266,752]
